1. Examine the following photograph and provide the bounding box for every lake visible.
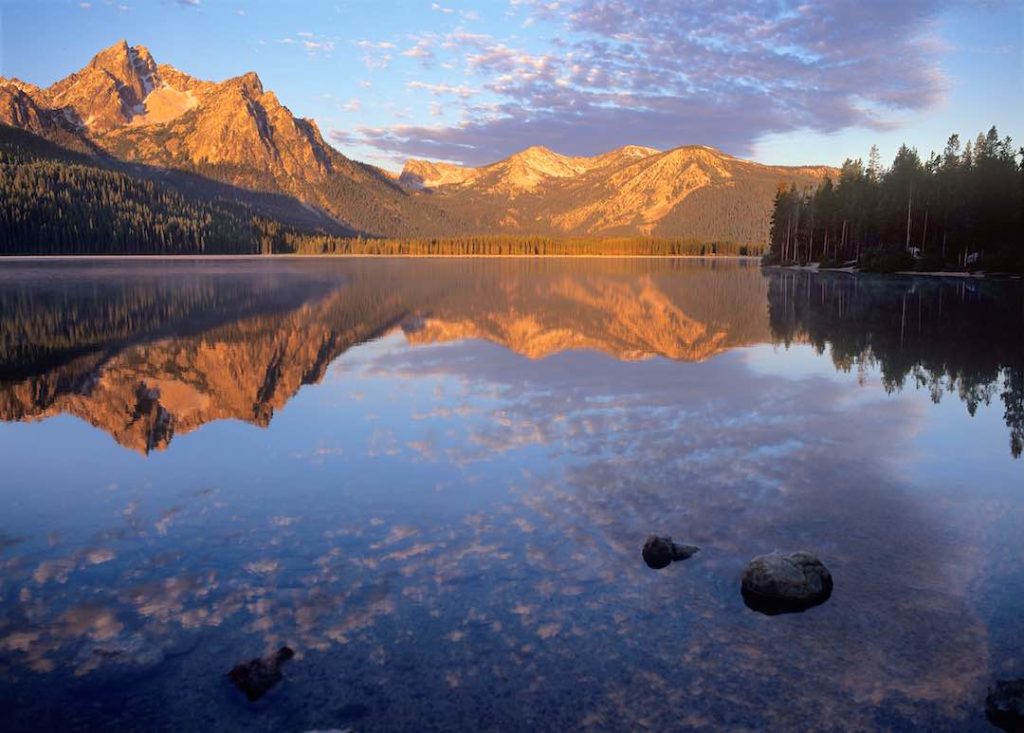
[0,258,1021,732]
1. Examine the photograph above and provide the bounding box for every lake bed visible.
[0,258,1021,731]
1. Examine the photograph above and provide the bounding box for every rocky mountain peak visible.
[224,71,265,98]
[507,145,576,170]
[85,40,156,99]
[40,39,164,132]
[614,145,660,158]
[515,144,557,158]
[399,158,477,189]
[0,76,41,95]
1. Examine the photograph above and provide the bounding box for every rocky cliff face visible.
[0,84,51,133]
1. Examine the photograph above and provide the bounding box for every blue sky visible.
[2,0,1021,170]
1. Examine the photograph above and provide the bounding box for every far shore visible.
[765,263,1018,279]
[3,256,1016,278]
[0,254,765,262]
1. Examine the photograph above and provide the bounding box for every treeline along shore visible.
[764,126,1023,274]
[252,227,762,257]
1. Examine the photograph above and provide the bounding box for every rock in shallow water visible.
[741,551,832,615]
[986,679,1024,732]
[642,535,700,569]
[227,646,295,701]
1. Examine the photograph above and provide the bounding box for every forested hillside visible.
[765,127,1024,272]
[0,125,345,255]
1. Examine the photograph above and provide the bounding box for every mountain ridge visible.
[2,40,835,245]
[399,143,836,242]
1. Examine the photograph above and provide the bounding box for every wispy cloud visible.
[276,32,337,57]
[407,80,478,99]
[335,0,951,165]
[358,39,397,70]
[401,35,436,62]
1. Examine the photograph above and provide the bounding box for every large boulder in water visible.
[642,535,699,569]
[741,551,832,615]
[986,679,1024,731]
[227,646,294,701]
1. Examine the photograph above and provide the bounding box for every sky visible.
[1,0,1021,171]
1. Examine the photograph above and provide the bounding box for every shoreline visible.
[764,264,1018,280]
[0,254,765,262]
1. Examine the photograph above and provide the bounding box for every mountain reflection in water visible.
[0,259,769,452]
[0,258,1021,732]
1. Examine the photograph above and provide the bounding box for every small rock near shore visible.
[986,679,1024,732]
[741,551,832,615]
[642,535,700,569]
[227,646,295,701]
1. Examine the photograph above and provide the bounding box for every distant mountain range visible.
[399,145,833,242]
[0,40,835,245]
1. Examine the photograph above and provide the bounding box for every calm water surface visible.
[0,258,1021,731]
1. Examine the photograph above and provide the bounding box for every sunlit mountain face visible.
[0,259,1022,731]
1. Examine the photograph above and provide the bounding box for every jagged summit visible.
[5,42,317,171]
[399,142,835,241]
[401,143,662,194]
[224,70,265,97]
[611,144,661,157]
[0,40,461,237]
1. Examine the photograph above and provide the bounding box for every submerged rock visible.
[741,551,832,615]
[642,535,700,569]
[227,646,295,701]
[986,679,1024,731]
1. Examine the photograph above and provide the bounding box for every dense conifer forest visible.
[0,126,313,255]
[765,127,1024,273]
[262,230,760,257]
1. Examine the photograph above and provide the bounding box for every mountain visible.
[0,41,459,238]
[2,39,835,246]
[399,144,834,243]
